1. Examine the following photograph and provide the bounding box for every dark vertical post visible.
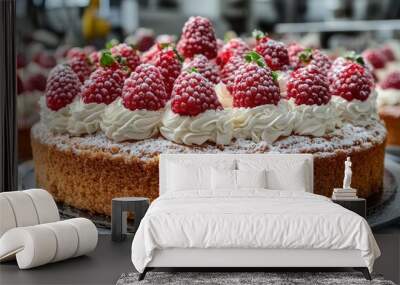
[0,0,17,192]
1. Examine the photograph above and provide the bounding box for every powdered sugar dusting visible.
[32,121,387,161]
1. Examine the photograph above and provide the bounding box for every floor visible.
[1,227,399,285]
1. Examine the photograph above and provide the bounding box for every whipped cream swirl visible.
[214,82,233,108]
[290,99,340,136]
[232,100,294,143]
[376,87,400,108]
[101,98,162,142]
[332,91,378,126]
[67,98,106,135]
[39,96,70,133]
[160,103,234,145]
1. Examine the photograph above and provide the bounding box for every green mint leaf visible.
[252,29,265,41]
[271,71,279,81]
[172,47,184,63]
[100,50,116,67]
[105,39,119,49]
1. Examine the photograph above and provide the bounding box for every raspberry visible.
[25,73,47,92]
[185,54,220,84]
[380,71,400,90]
[17,74,24,94]
[220,56,245,94]
[254,31,289,71]
[177,16,218,59]
[142,44,160,64]
[362,49,386,69]
[329,59,373,102]
[380,45,396,62]
[45,64,82,111]
[232,51,280,108]
[216,38,250,68]
[17,53,27,69]
[122,64,167,111]
[33,52,57,69]
[171,69,222,116]
[67,47,87,60]
[287,42,305,67]
[67,57,92,83]
[293,48,332,75]
[153,45,182,97]
[89,51,100,66]
[81,53,126,105]
[110,43,141,72]
[287,64,330,105]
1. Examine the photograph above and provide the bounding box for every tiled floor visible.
[1,227,399,285]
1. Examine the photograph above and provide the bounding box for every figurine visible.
[343,157,352,189]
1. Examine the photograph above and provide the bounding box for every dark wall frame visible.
[0,0,17,192]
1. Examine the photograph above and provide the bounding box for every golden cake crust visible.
[379,105,400,146]
[31,122,387,216]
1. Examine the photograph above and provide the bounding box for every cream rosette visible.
[232,100,295,143]
[332,91,378,126]
[160,103,234,146]
[39,96,71,133]
[100,98,163,142]
[289,99,340,136]
[376,87,400,108]
[67,98,106,135]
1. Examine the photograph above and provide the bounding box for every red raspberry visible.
[293,48,332,74]
[17,53,27,69]
[67,47,87,60]
[153,46,182,97]
[362,49,386,69]
[216,38,250,68]
[287,42,305,67]
[89,51,100,66]
[25,73,47,92]
[81,53,126,105]
[380,45,396,62]
[17,74,24,95]
[329,60,373,102]
[122,64,167,111]
[380,71,400,90]
[171,69,222,116]
[110,43,141,72]
[220,56,245,94]
[254,31,289,71]
[45,64,82,111]
[142,44,160,64]
[185,54,220,85]
[33,52,57,69]
[232,51,280,108]
[67,57,93,83]
[177,16,218,60]
[287,64,330,105]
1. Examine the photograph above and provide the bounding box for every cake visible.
[377,71,400,146]
[31,16,387,216]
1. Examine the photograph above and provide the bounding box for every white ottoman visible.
[0,218,98,269]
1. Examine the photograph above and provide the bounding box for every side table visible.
[332,198,366,218]
[112,197,150,242]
